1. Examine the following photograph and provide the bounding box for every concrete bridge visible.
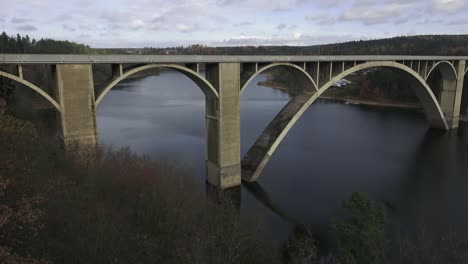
[1,54,467,189]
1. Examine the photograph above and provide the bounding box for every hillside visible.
[113,35,468,56]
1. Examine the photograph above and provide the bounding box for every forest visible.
[2,32,468,56]
[0,32,95,54]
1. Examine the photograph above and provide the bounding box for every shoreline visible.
[258,81,420,110]
[257,81,290,91]
[319,96,420,109]
[123,70,161,81]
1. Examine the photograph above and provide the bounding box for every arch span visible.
[95,64,219,106]
[425,61,457,81]
[240,63,318,95]
[242,61,448,182]
[0,70,60,111]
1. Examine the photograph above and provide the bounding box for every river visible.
[96,70,468,248]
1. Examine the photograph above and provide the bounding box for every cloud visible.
[99,10,131,30]
[11,17,33,24]
[447,19,468,25]
[416,18,444,24]
[276,23,297,31]
[277,23,287,31]
[176,23,201,33]
[319,0,345,7]
[1,0,466,48]
[144,2,222,33]
[131,19,145,30]
[63,24,77,32]
[216,0,311,11]
[16,25,38,31]
[78,24,93,31]
[211,32,360,46]
[233,21,255,27]
[216,0,232,6]
[339,2,417,25]
[431,0,465,13]
[305,12,336,25]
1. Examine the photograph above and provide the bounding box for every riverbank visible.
[319,96,420,109]
[123,68,161,81]
[257,81,290,91]
[257,81,420,110]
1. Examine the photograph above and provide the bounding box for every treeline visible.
[297,35,468,56]
[2,32,468,56]
[119,35,468,56]
[0,32,95,54]
[363,68,419,102]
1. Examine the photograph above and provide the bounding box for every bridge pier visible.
[451,60,466,129]
[437,60,465,129]
[54,64,98,150]
[205,63,241,189]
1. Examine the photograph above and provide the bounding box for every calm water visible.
[97,70,468,244]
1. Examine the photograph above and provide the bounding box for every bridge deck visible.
[1,54,468,64]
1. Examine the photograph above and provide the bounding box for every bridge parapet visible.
[2,54,468,64]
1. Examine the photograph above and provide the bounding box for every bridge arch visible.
[425,61,458,100]
[240,63,318,96]
[95,64,219,106]
[0,70,60,111]
[462,70,468,120]
[242,61,448,182]
[425,61,457,81]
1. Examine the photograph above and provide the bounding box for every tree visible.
[282,225,318,264]
[331,192,387,264]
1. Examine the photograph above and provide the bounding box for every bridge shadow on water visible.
[377,124,468,247]
[241,181,333,252]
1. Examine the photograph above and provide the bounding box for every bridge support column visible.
[438,60,465,129]
[205,63,241,189]
[55,64,98,149]
[451,60,466,129]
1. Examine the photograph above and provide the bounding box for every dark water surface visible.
[97,70,468,244]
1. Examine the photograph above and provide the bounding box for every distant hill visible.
[1,32,468,56]
[297,35,468,56]
[114,35,468,56]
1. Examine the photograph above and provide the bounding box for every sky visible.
[0,0,467,48]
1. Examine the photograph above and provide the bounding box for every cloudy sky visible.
[0,0,467,48]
